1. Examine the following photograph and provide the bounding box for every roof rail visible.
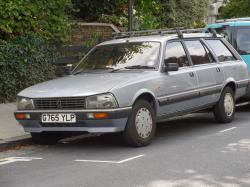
[216,17,250,23]
[112,28,204,39]
[112,27,183,39]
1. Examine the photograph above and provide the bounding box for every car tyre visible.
[30,132,61,145]
[213,87,235,123]
[123,99,156,147]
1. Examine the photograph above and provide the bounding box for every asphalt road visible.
[1,104,250,187]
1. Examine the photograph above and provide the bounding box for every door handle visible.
[189,72,195,77]
[216,67,221,72]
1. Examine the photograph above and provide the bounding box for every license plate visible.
[41,113,76,123]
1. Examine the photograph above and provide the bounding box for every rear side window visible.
[184,40,211,65]
[236,28,250,55]
[165,42,189,67]
[206,39,236,62]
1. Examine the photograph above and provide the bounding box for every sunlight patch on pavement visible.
[138,173,248,187]
[223,139,250,152]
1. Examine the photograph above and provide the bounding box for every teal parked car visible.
[205,18,250,99]
[205,18,250,72]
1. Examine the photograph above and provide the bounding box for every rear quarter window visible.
[205,39,236,62]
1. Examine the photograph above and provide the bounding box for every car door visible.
[205,38,249,98]
[206,38,247,80]
[157,41,199,117]
[183,39,224,105]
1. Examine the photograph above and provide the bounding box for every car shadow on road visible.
[155,103,250,140]
[54,113,221,149]
[49,104,250,149]
[236,103,250,112]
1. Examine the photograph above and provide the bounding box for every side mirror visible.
[164,60,179,72]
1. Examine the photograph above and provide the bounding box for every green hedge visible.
[0,0,71,42]
[0,33,57,103]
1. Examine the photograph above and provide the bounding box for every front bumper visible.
[14,107,131,133]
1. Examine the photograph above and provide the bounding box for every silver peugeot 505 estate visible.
[15,29,249,147]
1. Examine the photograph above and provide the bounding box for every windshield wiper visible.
[75,65,155,74]
[125,65,155,69]
[110,65,155,73]
[73,69,84,75]
[92,65,114,70]
[73,66,115,75]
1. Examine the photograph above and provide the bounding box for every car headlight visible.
[85,93,118,109]
[17,97,34,110]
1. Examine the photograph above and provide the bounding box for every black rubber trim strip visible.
[158,91,199,106]
[158,85,222,106]
[199,85,222,97]
[157,103,216,122]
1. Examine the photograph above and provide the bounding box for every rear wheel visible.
[123,99,156,147]
[213,87,235,123]
[30,132,61,145]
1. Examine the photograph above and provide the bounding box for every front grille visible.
[33,97,85,110]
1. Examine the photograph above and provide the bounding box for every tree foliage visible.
[160,0,210,28]
[220,0,250,19]
[71,0,160,29]
[71,0,121,22]
[0,1,72,102]
[0,0,71,42]
[71,0,209,30]
[133,0,161,29]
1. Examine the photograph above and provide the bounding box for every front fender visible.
[131,89,159,112]
[223,78,236,91]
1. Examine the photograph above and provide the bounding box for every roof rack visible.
[216,17,250,23]
[112,28,204,39]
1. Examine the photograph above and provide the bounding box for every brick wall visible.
[55,22,122,77]
[69,22,121,45]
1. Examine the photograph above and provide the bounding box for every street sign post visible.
[128,0,133,32]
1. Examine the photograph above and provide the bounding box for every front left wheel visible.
[122,99,156,147]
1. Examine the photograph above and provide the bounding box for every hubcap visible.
[135,108,153,139]
[224,93,234,117]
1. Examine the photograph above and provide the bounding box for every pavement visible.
[0,104,250,187]
[0,103,29,145]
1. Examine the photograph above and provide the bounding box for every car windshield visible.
[73,42,160,74]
